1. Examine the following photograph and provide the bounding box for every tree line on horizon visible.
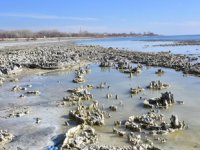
[0,29,158,40]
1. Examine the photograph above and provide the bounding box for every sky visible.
[0,0,200,35]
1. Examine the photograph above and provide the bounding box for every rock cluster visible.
[122,111,186,134]
[111,111,186,149]
[155,69,165,75]
[109,105,118,111]
[26,90,40,95]
[61,124,161,150]
[88,145,161,150]
[8,107,31,118]
[99,61,113,67]
[61,124,97,150]
[130,87,145,94]
[98,49,200,77]
[144,92,175,109]
[122,66,142,74]
[0,77,5,86]
[72,66,91,83]
[0,130,14,145]
[0,42,200,76]
[69,102,104,126]
[147,80,169,90]
[12,85,27,92]
[63,86,93,103]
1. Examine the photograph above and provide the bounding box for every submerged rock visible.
[8,107,31,118]
[26,90,40,95]
[12,85,27,92]
[155,69,165,75]
[36,118,42,124]
[109,105,117,111]
[96,82,107,89]
[130,87,145,94]
[123,66,142,74]
[72,76,85,83]
[99,61,113,67]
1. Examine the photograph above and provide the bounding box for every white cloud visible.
[0,13,97,21]
[0,25,109,33]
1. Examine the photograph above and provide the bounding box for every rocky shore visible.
[0,40,199,149]
[0,41,200,78]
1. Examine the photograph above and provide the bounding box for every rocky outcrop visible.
[63,86,93,103]
[147,80,169,90]
[112,111,186,149]
[130,87,144,94]
[144,92,175,109]
[0,130,14,145]
[72,66,91,83]
[61,125,97,150]
[155,69,165,75]
[69,102,104,126]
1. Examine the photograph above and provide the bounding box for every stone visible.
[69,102,104,126]
[64,86,93,103]
[0,130,14,145]
[113,111,186,143]
[155,69,165,75]
[130,87,145,94]
[147,80,169,90]
[61,125,97,150]
[26,90,40,95]
[36,118,41,124]
[144,92,175,109]
[109,105,117,111]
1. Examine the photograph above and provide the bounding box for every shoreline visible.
[0,39,200,80]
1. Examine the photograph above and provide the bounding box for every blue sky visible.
[0,0,200,35]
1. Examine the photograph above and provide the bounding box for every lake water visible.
[77,35,200,56]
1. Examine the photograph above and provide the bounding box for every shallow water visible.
[77,36,200,57]
[1,63,200,149]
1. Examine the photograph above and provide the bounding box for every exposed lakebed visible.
[0,63,200,150]
[0,37,200,149]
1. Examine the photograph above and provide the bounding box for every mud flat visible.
[0,40,200,149]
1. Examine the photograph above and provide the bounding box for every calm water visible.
[78,35,200,55]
